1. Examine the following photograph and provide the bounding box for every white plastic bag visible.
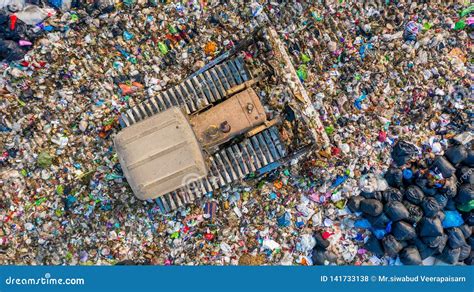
[0,0,25,11]
[15,5,49,25]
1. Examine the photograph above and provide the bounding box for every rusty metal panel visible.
[189,88,267,149]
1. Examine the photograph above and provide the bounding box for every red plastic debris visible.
[204,233,214,241]
[378,131,387,142]
[331,146,341,156]
[10,15,18,31]
[322,231,333,240]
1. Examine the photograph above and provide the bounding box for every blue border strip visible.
[0,266,472,292]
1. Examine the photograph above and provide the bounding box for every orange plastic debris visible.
[204,41,217,55]
[274,180,283,189]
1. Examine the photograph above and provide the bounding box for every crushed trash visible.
[0,1,472,266]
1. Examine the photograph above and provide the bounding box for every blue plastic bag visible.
[442,210,464,228]
[354,219,371,229]
[372,229,387,239]
[277,212,291,227]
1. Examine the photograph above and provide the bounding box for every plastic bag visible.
[438,247,461,264]
[414,238,436,260]
[347,195,364,213]
[314,232,330,249]
[459,244,471,261]
[463,149,474,166]
[360,199,384,216]
[418,217,444,237]
[415,177,437,196]
[421,197,441,218]
[384,201,409,221]
[430,156,456,178]
[442,211,464,228]
[385,167,403,188]
[437,211,446,222]
[444,145,468,166]
[365,236,384,258]
[0,39,26,62]
[434,194,449,209]
[405,185,425,205]
[399,246,422,265]
[443,175,461,197]
[392,221,417,241]
[48,0,72,10]
[359,174,386,193]
[422,234,448,253]
[382,235,403,257]
[463,212,474,226]
[445,199,457,211]
[360,191,383,201]
[459,224,472,238]
[354,219,371,229]
[2,0,25,11]
[366,213,391,229]
[383,188,403,202]
[391,141,419,166]
[298,234,316,253]
[455,184,474,204]
[403,201,424,224]
[312,247,336,265]
[457,167,473,185]
[447,227,466,249]
[15,5,49,26]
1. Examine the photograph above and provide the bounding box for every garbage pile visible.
[348,139,473,265]
[0,1,473,266]
[0,0,116,62]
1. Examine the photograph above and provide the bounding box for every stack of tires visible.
[349,141,473,265]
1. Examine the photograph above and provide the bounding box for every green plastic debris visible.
[37,152,53,168]
[325,125,335,135]
[301,53,311,63]
[171,231,180,239]
[66,252,73,261]
[103,118,115,126]
[454,20,466,30]
[459,5,474,18]
[106,173,123,180]
[20,169,27,177]
[296,65,308,81]
[283,169,290,176]
[422,22,433,31]
[335,200,346,209]
[35,198,47,206]
[56,185,64,195]
[158,42,169,55]
[168,24,178,34]
[457,200,474,212]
